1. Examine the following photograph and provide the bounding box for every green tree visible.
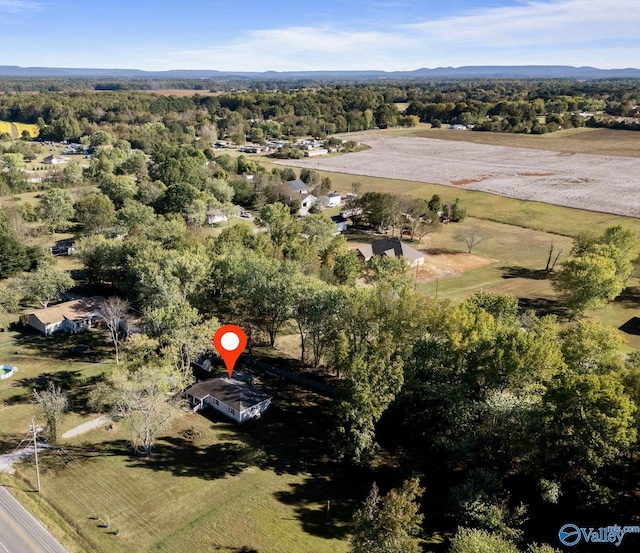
[100,361,181,456]
[335,337,404,464]
[75,192,116,234]
[350,478,424,553]
[99,174,138,209]
[0,212,30,278]
[19,258,74,307]
[553,253,624,317]
[62,161,83,185]
[560,320,624,373]
[531,372,637,496]
[291,277,337,365]
[257,202,299,248]
[301,213,336,252]
[36,188,75,232]
[448,528,519,553]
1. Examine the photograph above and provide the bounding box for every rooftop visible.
[187,375,272,412]
[29,296,106,325]
[357,238,424,262]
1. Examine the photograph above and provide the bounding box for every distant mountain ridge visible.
[1,65,639,79]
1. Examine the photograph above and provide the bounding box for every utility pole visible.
[31,418,41,493]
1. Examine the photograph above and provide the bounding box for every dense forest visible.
[1,79,640,552]
[0,79,639,145]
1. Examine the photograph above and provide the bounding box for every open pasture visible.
[282,133,640,218]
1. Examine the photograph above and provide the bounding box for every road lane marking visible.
[0,504,40,552]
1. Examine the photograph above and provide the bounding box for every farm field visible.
[282,133,640,218]
[0,120,39,138]
[381,125,640,158]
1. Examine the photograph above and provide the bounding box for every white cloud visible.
[155,0,640,70]
[0,0,41,13]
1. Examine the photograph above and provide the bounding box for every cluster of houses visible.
[25,294,274,425]
[233,137,334,157]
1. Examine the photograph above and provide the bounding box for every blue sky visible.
[1,0,639,70]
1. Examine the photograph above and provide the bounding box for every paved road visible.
[0,487,67,553]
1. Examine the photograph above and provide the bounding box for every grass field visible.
[0,328,356,553]
[0,121,39,139]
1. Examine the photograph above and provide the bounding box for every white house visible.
[27,297,105,337]
[206,209,228,225]
[304,149,328,157]
[185,375,272,424]
[43,155,69,165]
[299,194,317,216]
[325,192,341,207]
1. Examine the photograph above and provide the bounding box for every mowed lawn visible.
[12,411,352,553]
[0,328,354,553]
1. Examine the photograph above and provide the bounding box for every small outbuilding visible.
[186,375,272,424]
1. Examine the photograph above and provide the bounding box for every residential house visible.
[325,192,341,207]
[287,179,309,195]
[185,374,272,424]
[356,237,425,267]
[331,215,348,233]
[206,209,228,225]
[300,138,324,149]
[43,155,69,165]
[239,145,268,154]
[27,297,106,336]
[299,194,317,216]
[304,149,328,157]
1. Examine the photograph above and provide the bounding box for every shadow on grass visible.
[614,286,640,308]
[10,370,103,414]
[274,472,368,541]
[125,434,256,480]
[518,297,568,318]
[620,317,640,336]
[11,327,111,363]
[500,266,551,280]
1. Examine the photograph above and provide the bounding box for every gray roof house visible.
[356,238,425,266]
[185,374,272,424]
[287,179,309,195]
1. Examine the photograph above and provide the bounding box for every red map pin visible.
[213,325,247,378]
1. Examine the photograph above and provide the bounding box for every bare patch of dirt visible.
[450,178,486,186]
[417,251,498,282]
